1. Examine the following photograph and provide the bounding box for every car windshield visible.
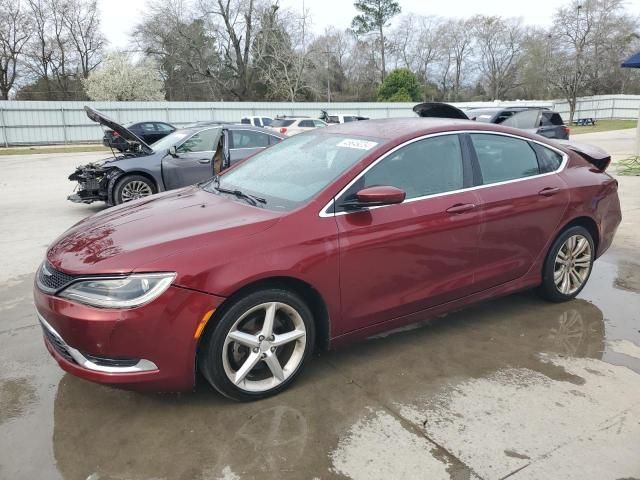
[150,130,193,151]
[203,132,383,211]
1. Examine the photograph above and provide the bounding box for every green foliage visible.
[618,156,640,176]
[377,68,421,101]
[351,0,401,34]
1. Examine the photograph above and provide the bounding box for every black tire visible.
[113,175,156,205]
[198,288,315,401]
[538,226,595,302]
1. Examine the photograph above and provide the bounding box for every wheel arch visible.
[558,216,600,253]
[197,276,331,358]
[109,171,159,204]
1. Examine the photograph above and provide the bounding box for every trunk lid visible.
[554,139,612,171]
[413,102,470,119]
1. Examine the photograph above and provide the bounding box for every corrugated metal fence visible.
[0,95,638,146]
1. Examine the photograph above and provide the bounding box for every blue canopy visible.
[622,51,640,68]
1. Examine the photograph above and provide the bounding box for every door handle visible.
[198,159,210,164]
[539,187,560,197]
[446,203,476,214]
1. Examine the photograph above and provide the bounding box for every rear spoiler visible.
[553,140,611,171]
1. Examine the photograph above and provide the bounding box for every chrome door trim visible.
[318,130,569,218]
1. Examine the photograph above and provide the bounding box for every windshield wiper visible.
[211,176,266,206]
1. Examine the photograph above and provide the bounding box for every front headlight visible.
[59,273,176,309]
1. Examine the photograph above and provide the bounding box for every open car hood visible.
[85,106,153,154]
[413,102,470,119]
[554,140,611,171]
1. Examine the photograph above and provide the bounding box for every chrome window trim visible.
[38,311,158,373]
[318,130,569,218]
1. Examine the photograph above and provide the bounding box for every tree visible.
[0,0,32,99]
[253,4,315,101]
[472,16,524,100]
[63,0,105,79]
[547,1,594,123]
[351,0,400,82]
[134,0,222,100]
[377,68,420,101]
[202,0,259,100]
[20,0,105,100]
[435,19,474,101]
[83,52,165,101]
[390,15,441,89]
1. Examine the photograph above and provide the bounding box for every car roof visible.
[318,117,479,140]
[175,124,284,138]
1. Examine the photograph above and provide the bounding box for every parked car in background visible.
[103,121,176,152]
[414,103,569,140]
[40,117,619,400]
[320,110,369,124]
[266,117,328,136]
[501,109,570,140]
[241,116,273,127]
[70,107,284,205]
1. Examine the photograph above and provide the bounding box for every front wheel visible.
[113,175,156,205]
[538,226,595,302]
[198,289,315,401]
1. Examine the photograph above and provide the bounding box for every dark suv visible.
[466,107,569,140]
[414,103,570,140]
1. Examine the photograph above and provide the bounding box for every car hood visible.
[413,102,470,119]
[47,186,282,275]
[85,106,153,154]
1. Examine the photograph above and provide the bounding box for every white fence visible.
[0,95,638,146]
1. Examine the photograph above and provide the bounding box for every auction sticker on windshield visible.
[336,139,378,150]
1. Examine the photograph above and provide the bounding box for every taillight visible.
[564,126,570,136]
[112,131,120,138]
[280,127,287,134]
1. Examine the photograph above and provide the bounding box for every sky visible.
[99,0,640,49]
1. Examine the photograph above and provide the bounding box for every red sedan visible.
[34,118,621,400]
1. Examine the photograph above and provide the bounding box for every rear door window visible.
[469,134,540,184]
[541,112,564,126]
[299,120,315,128]
[532,143,563,173]
[155,122,174,133]
[231,130,270,149]
[240,118,251,124]
[262,117,273,126]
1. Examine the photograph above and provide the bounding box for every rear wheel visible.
[538,226,595,302]
[113,175,156,205]
[198,289,315,401]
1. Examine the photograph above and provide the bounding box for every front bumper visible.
[34,284,225,391]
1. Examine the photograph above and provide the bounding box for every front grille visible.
[42,326,75,363]
[37,262,76,294]
[80,178,101,191]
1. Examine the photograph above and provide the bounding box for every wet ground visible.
[1,130,639,479]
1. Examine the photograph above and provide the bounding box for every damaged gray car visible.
[68,107,285,205]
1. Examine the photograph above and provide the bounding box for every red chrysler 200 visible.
[34,118,621,401]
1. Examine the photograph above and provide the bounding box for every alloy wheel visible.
[121,181,153,202]
[222,302,307,393]
[553,234,592,295]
